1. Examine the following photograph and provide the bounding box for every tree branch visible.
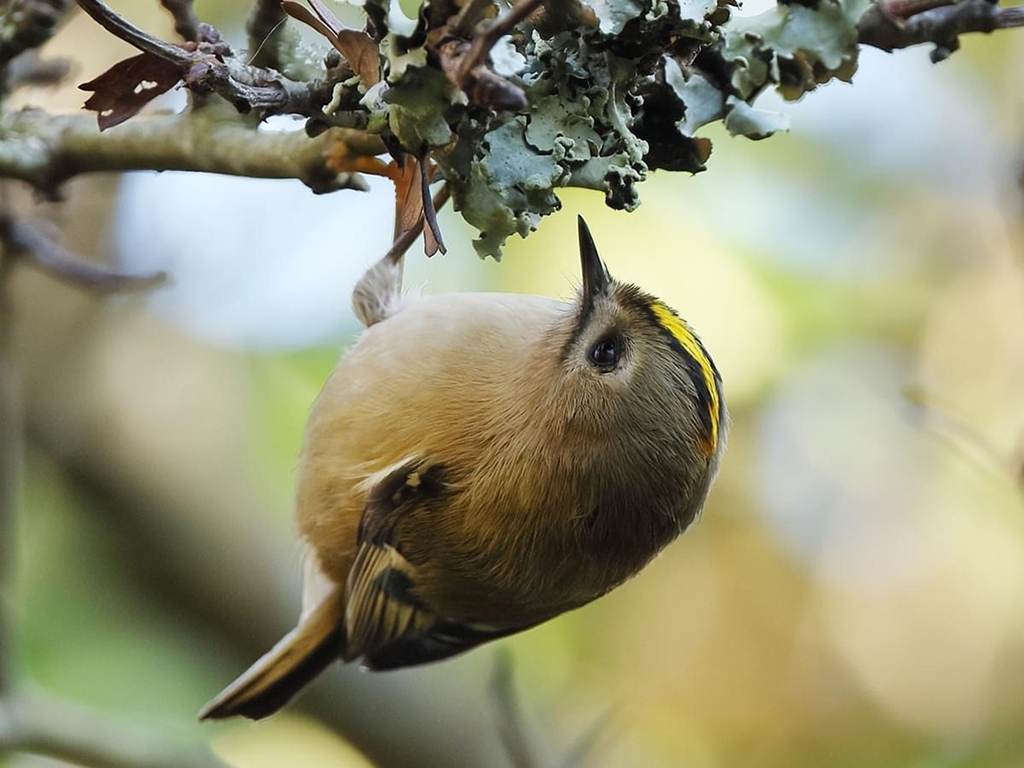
[0,106,384,195]
[0,213,166,292]
[858,0,1024,60]
[433,0,543,112]
[74,0,355,119]
[0,691,228,768]
[76,0,196,66]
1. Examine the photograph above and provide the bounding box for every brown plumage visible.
[199,216,726,721]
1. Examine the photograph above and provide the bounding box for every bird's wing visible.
[345,538,435,660]
[344,458,443,661]
[344,458,520,669]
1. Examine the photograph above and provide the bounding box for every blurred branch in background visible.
[0,0,72,73]
[0,1,72,94]
[0,214,228,764]
[4,50,70,91]
[245,0,289,71]
[0,690,227,768]
[488,649,617,768]
[0,212,166,291]
[158,0,199,43]
[0,0,75,734]
[491,653,538,768]
[24,404,497,768]
[557,706,616,768]
[904,386,1024,494]
[0,208,18,708]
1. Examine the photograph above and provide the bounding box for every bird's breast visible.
[294,292,569,587]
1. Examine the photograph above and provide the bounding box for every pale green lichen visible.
[723,96,790,140]
[362,0,871,256]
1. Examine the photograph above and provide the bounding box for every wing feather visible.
[344,541,435,660]
[344,457,537,669]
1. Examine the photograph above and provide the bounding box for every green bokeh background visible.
[4,2,1024,766]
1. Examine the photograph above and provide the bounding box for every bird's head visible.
[551,216,727,510]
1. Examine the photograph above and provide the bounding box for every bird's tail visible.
[198,587,345,721]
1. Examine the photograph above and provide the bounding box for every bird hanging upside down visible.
[200,216,726,721]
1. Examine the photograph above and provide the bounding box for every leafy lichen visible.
[366,0,871,256]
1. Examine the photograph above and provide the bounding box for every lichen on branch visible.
[379,0,871,255]
[3,0,1022,257]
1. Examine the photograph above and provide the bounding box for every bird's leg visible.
[350,177,450,327]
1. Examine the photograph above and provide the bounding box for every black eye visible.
[589,336,621,370]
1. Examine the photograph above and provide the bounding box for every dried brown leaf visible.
[394,156,423,236]
[282,0,381,86]
[420,160,446,256]
[281,1,339,40]
[391,157,447,256]
[79,52,182,131]
[337,30,381,87]
[307,0,345,36]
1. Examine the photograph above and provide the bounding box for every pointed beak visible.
[578,215,611,306]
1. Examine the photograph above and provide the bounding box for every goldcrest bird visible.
[200,216,726,721]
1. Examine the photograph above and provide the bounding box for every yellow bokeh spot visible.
[212,715,377,768]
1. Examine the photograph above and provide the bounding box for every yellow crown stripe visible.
[649,302,720,453]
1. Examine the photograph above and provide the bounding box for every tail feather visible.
[199,587,345,721]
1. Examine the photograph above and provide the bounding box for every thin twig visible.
[246,0,289,70]
[0,691,229,768]
[858,0,1024,57]
[452,0,496,37]
[993,4,1024,28]
[459,0,543,80]
[558,706,617,768]
[159,0,200,42]
[881,0,953,20]
[434,0,541,111]
[0,214,166,292]
[76,0,195,66]
[74,0,348,117]
[384,182,451,263]
[489,651,537,768]
[904,390,1024,492]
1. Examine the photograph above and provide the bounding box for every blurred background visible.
[3,1,1024,766]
